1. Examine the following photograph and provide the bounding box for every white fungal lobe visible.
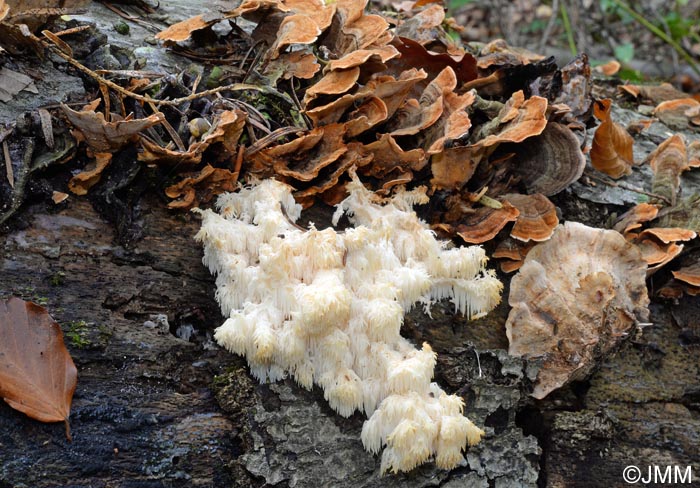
[196,175,502,474]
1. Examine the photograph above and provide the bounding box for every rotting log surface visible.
[1,191,698,488]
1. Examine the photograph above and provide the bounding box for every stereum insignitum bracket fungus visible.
[195,173,502,474]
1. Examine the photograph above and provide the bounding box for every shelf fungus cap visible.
[502,193,559,242]
[506,222,649,399]
[673,263,700,287]
[509,122,586,196]
[455,202,519,244]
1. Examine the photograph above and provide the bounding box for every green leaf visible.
[614,42,635,63]
[617,67,644,82]
[449,0,475,9]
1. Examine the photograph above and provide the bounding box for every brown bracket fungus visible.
[673,263,700,288]
[502,193,559,242]
[507,122,586,196]
[505,222,649,399]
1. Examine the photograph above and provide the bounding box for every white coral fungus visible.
[196,175,502,474]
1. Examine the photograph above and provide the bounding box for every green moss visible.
[113,21,130,35]
[49,272,65,287]
[65,320,91,349]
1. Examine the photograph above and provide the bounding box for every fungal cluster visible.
[196,175,502,473]
[506,222,650,399]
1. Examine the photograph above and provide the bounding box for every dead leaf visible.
[549,54,592,121]
[590,98,634,179]
[0,297,78,439]
[62,105,161,153]
[467,56,557,99]
[0,66,37,102]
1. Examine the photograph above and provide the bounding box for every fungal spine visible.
[196,174,502,473]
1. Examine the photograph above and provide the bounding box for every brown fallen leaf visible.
[0,297,78,439]
[62,105,161,153]
[468,56,557,99]
[590,98,634,179]
[0,66,37,102]
[1,1,88,54]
